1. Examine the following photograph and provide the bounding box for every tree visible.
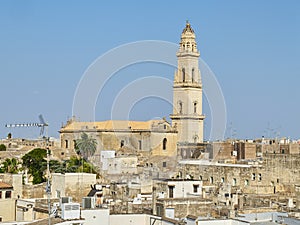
[22,148,47,184]
[49,160,64,173]
[0,144,6,151]
[1,158,20,173]
[75,133,97,160]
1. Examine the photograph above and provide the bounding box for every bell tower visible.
[171,21,205,146]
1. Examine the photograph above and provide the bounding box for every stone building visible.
[51,173,97,202]
[170,21,205,146]
[59,22,206,162]
[0,181,15,222]
[0,174,22,222]
[60,119,178,162]
[175,152,300,216]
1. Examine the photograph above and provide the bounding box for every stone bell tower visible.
[170,21,205,149]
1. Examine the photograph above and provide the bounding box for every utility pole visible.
[47,145,51,225]
[45,127,51,225]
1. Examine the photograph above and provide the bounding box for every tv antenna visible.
[5,114,48,137]
[5,114,51,224]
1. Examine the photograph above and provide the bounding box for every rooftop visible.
[0,181,13,189]
[179,159,254,168]
[60,119,170,132]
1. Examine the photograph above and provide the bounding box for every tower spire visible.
[171,22,205,149]
[179,21,198,54]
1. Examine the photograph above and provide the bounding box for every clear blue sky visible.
[0,0,299,140]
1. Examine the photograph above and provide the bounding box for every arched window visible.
[65,140,68,149]
[120,140,124,148]
[182,68,185,82]
[232,178,237,186]
[179,102,183,114]
[162,138,167,150]
[194,135,198,143]
[192,68,195,83]
[194,102,197,113]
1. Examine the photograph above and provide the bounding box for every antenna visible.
[5,114,48,138]
[5,115,51,224]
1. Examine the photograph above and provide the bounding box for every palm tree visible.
[2,158,19,174]
[75,132,97,161]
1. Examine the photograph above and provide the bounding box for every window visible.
[194,102,197,113]
[162,138,167,150]
[138,140,142,150]
[252,173,256,181]
[232,178,237,186]
[120,140,124,148]
[194,135,198,143]
[162,162,167,167]
[221,177,225,183]
[179,102,183,114]
[168,185,174,198]
[65,140,68,149]
[210,177,214,184]
[156,205,162,216]
[258,173,262,181]
[182,68,185,82]
[187,42,190,49]
[245,179,249,186]
[5,191,11,199]
[0,191,2,199]
[199,175,203,181]
[192,68,195,83]
[193,184,199,193]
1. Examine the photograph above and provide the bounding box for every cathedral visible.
[59,22,205,160]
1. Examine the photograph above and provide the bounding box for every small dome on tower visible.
[182,20,194,34]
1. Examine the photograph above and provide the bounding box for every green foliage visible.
[76,132,97,160]
[22,148,47,184]
[1,158,20,174]
[62,156,98,174]
[45,156,98,175]
[21,148,99,184]
[0,144,6,151]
